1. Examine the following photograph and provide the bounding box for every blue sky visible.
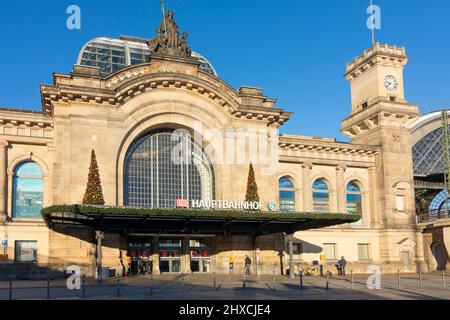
[0,0,449,140]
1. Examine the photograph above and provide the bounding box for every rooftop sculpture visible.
[147,9,192,58]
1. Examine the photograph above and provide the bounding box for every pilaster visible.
[301,163,312,212]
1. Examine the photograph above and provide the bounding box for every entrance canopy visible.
[41,205,361,236]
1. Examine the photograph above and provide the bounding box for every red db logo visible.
[176,199,189,208]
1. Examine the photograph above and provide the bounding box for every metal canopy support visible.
[95,231,105,282]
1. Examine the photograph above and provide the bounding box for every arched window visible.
[13,162,44,218]
[312,179,330,212]
[124,130,215,208]
[429,190,449,215]
[346,181,362,215]
[279,177,295,212]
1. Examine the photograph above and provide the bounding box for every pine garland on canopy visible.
[82,149,105,205]
[245,162,260,204]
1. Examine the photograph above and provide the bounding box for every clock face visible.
[384,75,398,92]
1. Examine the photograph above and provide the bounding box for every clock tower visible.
[345,42,409,114]
[341,43,420,232]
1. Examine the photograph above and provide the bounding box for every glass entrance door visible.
[190,239,211,273]
[127,241,152,276]
[159,239,182,273]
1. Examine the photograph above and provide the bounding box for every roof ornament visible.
[147,9,192,58]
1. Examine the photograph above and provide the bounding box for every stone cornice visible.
[279,155,376,168]
[279,134,379,156]
[41,63,291,126]
[344,43,408,80]
[0,110,53,129]
[341,100,420,139]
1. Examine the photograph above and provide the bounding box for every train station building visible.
[0,10,440,277]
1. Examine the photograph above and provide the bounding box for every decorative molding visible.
[41,70,291,126]
[279,136,378,157]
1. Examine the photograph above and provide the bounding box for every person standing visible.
[244,255,252,275]
[229,255,235,274]
[338,256,347,276]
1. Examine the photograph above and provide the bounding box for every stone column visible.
[302,163,313,212]
[182,237,190,273]
[336,166,347,213]
[415,229,425,272]
[151,237,160,274]
[368,166,381,228]
[0,142,7,220]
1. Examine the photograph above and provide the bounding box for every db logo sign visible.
[176,199,189,208]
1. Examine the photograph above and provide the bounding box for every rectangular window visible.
[15,241,37,262]
[358,244,371,261]
[396,195,406,211]
[401,251,410,266]
[323,243,337,260]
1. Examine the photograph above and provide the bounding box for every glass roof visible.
[412,126,447,176]
[77,36,217,77]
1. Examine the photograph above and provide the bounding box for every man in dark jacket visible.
[338,256,347,276]
[244,255,252,275]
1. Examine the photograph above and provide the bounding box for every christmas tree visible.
[245,162,260,204]
[82,149,105,205]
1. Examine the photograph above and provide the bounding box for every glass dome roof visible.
[77,36,217,77]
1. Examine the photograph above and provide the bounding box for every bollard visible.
[243,270,247,290]
[397,270,401,289]
[47,276,51,300]
[272,269,276,291]
[351,270,354,290]
[82,275,86,299]
[442,270,446,287]
[299,271,303,290]
[326,273,329,291]
[213,272,217,290]
[116,279,121,297]
[8,278,12,301]
[419,271,423,289]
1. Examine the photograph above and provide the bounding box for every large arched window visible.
[13,162,44,218]
[312,179,330,212]
[429,190,449,216]
[124,130,215,208]
[346,181,362,215]
[279,177,295,212]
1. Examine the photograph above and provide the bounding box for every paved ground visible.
[0,273,449,300]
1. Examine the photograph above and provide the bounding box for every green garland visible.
[41,204,361,223]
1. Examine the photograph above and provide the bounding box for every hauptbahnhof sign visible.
[177,199,263,211]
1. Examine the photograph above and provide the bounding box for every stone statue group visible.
[147,9,192,58]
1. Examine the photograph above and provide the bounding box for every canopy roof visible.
[41,205,361,236]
